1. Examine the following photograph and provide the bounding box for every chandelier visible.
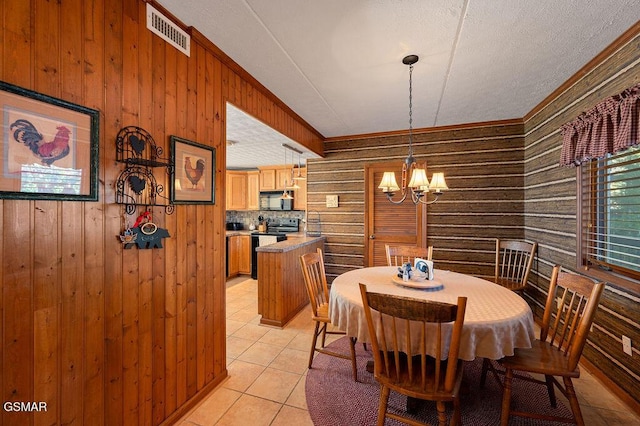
[378,55,448,205]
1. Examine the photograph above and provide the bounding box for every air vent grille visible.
[146,3,190,57]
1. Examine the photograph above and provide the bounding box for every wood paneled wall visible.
[522,27,640,410]
[314,122,525,281]
[0,0,322,425]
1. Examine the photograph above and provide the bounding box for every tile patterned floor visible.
[177,278,639,426]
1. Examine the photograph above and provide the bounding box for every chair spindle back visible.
[540,266,605,370]
[385,244,433,267]
[359,284,466,394]
[494,239,537,291]
[299,249,329,318]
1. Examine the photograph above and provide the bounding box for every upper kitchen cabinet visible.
[247,171,260,210]
[226,170,260,211]
[293,167,307,211]
[226,171,247,210]
[259,165,295,191]
[276,167,291,190]
[259,167,277,191]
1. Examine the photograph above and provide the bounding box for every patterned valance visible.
[560,82,640,166]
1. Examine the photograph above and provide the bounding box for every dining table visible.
[329,266,536,361]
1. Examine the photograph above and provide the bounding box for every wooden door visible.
[365,162,427,266]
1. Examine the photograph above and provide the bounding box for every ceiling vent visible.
[146,3,190,57]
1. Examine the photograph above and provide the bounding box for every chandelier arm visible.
[385,192,409,204]
[416,193,440,205]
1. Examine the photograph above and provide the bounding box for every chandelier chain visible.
[408,62,414,157]
[378,54,447,205]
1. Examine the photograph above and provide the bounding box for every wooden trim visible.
[525,21,640,122]
[325,118,523,142]
[157,373,228,426]
[578,266,640,297]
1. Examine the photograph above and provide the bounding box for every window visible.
[579,145,640,281]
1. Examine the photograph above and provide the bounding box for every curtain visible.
[560,82,640,166]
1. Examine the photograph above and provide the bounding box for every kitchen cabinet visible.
[293,167,307,211]
[226,171,247,210]
[259,168,277,191]
[227,234,251,277]
[239,235,251,274]
[247,171,260,210]
[276,167,292,190]
[259,166,294,191]
[227,235,240,278]
[257,236,325,326]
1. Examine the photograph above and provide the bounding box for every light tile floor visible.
[177,278,640,426]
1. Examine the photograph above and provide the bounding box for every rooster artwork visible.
[184,156,205,190]
[10,119,71,166]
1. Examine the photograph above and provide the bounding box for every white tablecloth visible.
[329,266,535,361]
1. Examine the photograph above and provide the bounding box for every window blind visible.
[580,146,640,278]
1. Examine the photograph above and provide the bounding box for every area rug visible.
[305,337,573,426]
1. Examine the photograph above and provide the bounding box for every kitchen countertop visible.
[255,235,325,253]
[225,230,253,236]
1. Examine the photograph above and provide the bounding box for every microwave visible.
[259,191,294,211]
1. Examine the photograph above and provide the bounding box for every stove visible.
[265,217,299,234]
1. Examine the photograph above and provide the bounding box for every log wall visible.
[314,122,525,281]
[0,0,322,425]
[522,25,640,410]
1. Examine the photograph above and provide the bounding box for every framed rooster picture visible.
[0,81,99,201]
[170,135,215,204]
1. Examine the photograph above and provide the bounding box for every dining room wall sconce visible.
[378,55,448,205]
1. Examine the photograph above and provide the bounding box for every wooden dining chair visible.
[299,248,358,381]
[495,265,605,426]
[359,283,467,426]
[494,239,537,292]
[385,244,433,267]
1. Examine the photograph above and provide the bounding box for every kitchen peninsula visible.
[256,235,326,327]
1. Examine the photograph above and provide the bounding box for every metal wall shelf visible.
[115,126,174,215]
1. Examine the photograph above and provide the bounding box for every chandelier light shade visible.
[378,172,400,193]
[380,54,448,205]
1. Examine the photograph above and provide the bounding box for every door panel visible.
[365,162,427,266]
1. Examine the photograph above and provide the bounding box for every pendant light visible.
[378,54,448,205]
[293,152,306,181]
[280,146,293,199]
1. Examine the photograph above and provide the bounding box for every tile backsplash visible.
[226,210,305,230]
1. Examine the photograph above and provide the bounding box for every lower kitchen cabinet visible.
[227,234,251,278]
[239,235,251,274]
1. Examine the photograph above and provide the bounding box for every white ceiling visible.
[157,0,640,169]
